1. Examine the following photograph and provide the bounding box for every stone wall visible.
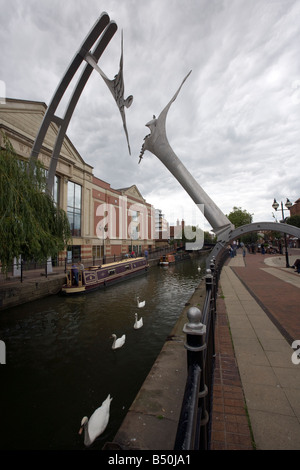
[0,274,66,311]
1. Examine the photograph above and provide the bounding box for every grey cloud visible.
[1,0,299,227]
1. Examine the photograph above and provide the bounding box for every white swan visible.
[137,296,145,308]
[79,394,113,446]
[111,333,126,349]
[134,313,143,329]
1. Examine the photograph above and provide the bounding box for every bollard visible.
[183,306,206,367]
[183,307,208,448]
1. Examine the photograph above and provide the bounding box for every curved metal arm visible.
[206,221,300,268]
[29,12,117,195]
[141,72,233,240]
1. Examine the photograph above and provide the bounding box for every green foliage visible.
[0,133,71,273]
[226,206,257,244]
[286,214,300,228]
[226,206,253,228]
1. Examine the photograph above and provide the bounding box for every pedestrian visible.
[78,261,84,271]
[72,263,79,285]
[292,259,300,273]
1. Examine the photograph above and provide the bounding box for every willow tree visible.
[0,133,71,273]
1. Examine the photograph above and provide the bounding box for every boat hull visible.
[61,257,149,295]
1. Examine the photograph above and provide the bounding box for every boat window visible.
[125,265,131,270]
[108,269,116,276]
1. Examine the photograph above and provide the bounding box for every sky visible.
[1,0,300,232]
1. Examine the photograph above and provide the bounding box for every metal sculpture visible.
[85,31,133,155]
[139,71,234,242]
[29,12,132,194]
[138,73,300,265]
[208,221,300,268]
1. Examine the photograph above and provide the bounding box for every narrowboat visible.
[159,252,191,266]
[159,253,176,265]
[61,257,149,295]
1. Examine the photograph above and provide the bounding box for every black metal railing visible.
[174,251,227,450]
[0,258,58,283]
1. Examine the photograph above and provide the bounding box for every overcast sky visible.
[1,0,299,232]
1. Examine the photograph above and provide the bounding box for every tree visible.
[0,133,71,273]
[226,206,253,228]
[286,215,300,228]
[226,206,257,244]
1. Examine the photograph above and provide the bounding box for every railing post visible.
[183,307,208,449]
[210,257,215,275]
[206,268,216,359]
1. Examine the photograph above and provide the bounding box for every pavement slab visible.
[218,249,300,450]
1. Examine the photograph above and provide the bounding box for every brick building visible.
[0,98,156,265]
[290,198,300,217]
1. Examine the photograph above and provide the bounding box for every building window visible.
[67,181,82,236]
[53,175,60,206]
[43,170,60,206]
[92,245,104,263]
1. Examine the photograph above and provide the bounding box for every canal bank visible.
[0,252,205,311]
[0,260,156,311]
[0,269,66,311]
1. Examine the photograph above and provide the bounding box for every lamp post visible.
[272,198,292,267]
[99,224,107,264]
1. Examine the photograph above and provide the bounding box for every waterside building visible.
[0,98,156,265]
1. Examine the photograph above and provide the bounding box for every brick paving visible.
[210,248,300,450]
[232,250,300,344]
[210,294,254,450]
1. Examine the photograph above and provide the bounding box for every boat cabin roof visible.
[69,257,146,271]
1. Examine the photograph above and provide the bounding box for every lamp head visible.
[285,198,292,209]
[272,198,279,211]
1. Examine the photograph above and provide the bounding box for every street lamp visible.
[99,223,107,264]
[272,198,293,267]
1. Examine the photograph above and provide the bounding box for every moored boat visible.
[61,257,149,295]
[159,251,191,266]
[159,253,176,265]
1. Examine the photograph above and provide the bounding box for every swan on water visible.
[111,333,126,349]
[134,313,143,329]
[79,394,113,446]
[137,296,145,308]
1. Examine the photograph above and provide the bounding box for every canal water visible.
[0,255,207,450]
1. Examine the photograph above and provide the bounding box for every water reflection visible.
[0,255,206,450]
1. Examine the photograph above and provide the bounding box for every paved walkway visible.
[211,249,300,450]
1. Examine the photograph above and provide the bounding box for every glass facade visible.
[67,181,82,236]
